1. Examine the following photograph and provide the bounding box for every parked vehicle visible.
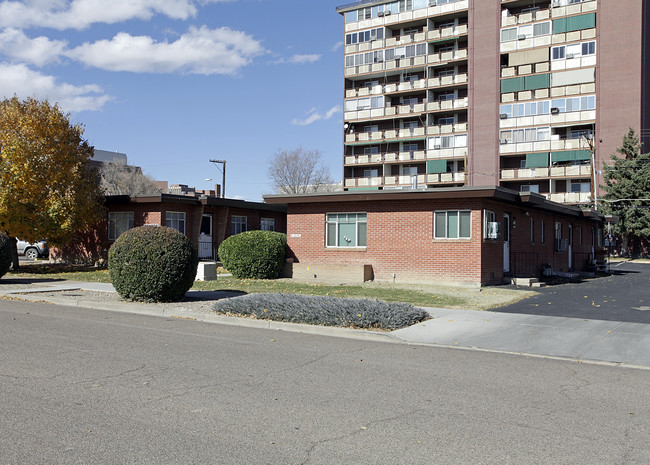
[16,239,49,260]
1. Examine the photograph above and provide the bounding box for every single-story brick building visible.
[52,193,286,264]
[264,187,606,287]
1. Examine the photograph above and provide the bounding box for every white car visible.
[16,239,49,260]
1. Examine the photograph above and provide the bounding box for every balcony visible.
[544,192,591,204]
[428,73,468,88]
[428,48,468,65]
[384,79,428,94]
[500,164,590,180]
[427,24,468,41]
[427,97,468,112]
[501,9,550,27]
[385,31,428,48]
[344,127,426,144]
[342,0,469,34]
[344,102,426,122]
[344,172,465,189]
[345,84,383,99]
[427,122,468,135]
[551,0,597,18]
[427,147,467,159]
[499,137,592,155]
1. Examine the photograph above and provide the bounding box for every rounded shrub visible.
[218,230,286,279]
[0,233,12,279]
[108,226,198,302]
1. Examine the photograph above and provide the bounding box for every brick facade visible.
[52,194,286,264]
[267,188,604,286]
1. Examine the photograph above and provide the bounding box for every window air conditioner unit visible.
[552,0,561,6]
[434,144,442,149]
[500,139,509,144]
[518,34,527,40]
[551,107,560,114]
[555,238,568,252]
[487,222,501,239]
[378,11,385,16]
[429,0,437,6]
[566,53,575,59]
[384,10,391,15]
[500,113,508,119]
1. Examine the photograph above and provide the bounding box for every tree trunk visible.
[9,237,19,270]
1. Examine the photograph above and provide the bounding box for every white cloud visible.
[0,62,111,111]
[0,0,198,30]
[330,41,343,52]
[67,26,265,75]
[291,105,340,126]
[275,53,321,65]
[0,28,67,66]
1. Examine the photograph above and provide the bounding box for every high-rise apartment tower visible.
[337,0,649,205]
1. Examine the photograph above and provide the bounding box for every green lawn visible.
[7,262,534,310]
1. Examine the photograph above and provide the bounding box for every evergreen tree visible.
[601,129,650,256]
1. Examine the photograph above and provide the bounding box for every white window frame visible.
[326,213,367,248]
[483,210,499,240]
[165,211,186,234]
[260,218,276,232]
[434,210,472,239]
[108,211,134,241]
[231,215,248,235]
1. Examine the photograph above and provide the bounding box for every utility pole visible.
[583,135,597,210]
[209,159,226,198]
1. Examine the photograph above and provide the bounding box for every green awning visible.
[551,150,591,163]
[524,73,550,90]
[427,159,447,174]
[525,152,549,168]
[500,76,524,93]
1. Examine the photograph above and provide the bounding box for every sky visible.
[0,0,349,201]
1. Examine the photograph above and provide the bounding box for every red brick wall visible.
[286,198,602,285]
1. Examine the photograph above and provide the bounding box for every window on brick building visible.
[232,216,247,235]
[483,210,499,239]
[326,213,367,247]
[530,218,535,243]
[261,218,275,231]
[165,212,186,234]
[434,210,471,239]
[108,211,134,241]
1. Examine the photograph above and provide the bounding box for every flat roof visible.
[264,186,601,220]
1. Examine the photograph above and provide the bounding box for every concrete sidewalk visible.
[2,280,649,369]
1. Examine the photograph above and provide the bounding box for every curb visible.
[8,293,399,344]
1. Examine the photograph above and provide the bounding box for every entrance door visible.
[503,213,511,273]
[199,213,213,259]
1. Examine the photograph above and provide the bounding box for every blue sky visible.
[0,0,348,201]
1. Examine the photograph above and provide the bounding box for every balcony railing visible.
[426,97,468,112]
[500,164,591,180]
[344,172,466,188]
[428,73,468,88]
[551,0,597,18]
[544,192,591,204]
[345,127,426,143]
[427,24,468,41]
[501,9,550,27]
[427,122,468,135]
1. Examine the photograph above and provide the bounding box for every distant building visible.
[336,0,649,206]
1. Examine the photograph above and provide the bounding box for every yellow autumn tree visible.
[0,96,103,252]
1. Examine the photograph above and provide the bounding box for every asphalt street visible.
[495,261,650,323]
[1,299,650,464]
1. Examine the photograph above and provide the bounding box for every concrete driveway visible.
[495,261,650,323]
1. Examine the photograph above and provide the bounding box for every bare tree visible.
[268,148,336,194]
[99,159,162,196]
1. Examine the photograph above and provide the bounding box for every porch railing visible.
[198,240,220,261]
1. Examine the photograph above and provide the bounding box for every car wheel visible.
[24,248,38,260]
